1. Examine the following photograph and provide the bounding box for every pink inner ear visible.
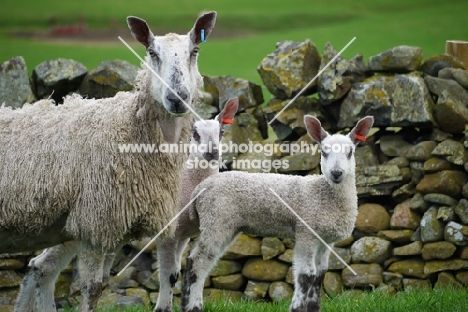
[354,134,366,142]
[221,118,234,125]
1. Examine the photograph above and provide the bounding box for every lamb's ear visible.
[189,11,217,44]
[304,115,329,143]
[127,16,154,48]
[348,116,374,145]
[216,97,238,126]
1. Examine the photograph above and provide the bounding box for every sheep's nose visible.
[166,91,188,110]
[204,149,219,161]
[331,170,343,180]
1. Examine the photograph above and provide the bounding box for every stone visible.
[411,227,422,242]
[355,204,390,234]
[0,56,35,108]
[232,141,282,173]
[342,264,383,288]
[463,183,468,198]
[261,237,286,260]
[383,271,403,288]
[461,247,468,259]
[263,96,326,141]
[392,183,416,202]
[242,257,289,281]
[244,280,270,300]
[455,271,468,284]
[210,260,242,277]
[211,273,246,291]
[444,221,468,246]
[421,241,457,260]
[455,199,468,224]
[420,54,465,77]
[0,270,22,288]
[451,68,468,89]
[323,272,344,297]
[402,278,431,291]
[247,105,269,140]
[285,267,294,284]
[424,259,468,275]
[387,259,427,278]
[416,170,467,198]
[334,236,354,248]
[268,281,294,301]
[278,249,294,263]
[432,139,468,166]
[437,206,456,222]
[278,150,321,173]
[378,230,414,244]
[356,165,403,197]
[0,288,19,306]
[79,60,138,99]
[338,73,435,128]
[142,270,160,291]
[386,156,410,168]
[33,58,87,103]
[125,288,150,306]
[351,237,392,264]
[328,248,351,270]
[424,75,468,105]
[0,259,24,270]
[420,207,445,242]
[222,234,262,259]
[355,145,380,169]
[424,157,457,173]
[369,45,423,72]
[203,75,263,112]
[433,91,468,134]
[54,273,72,297]
[318,42,367,103]
[380,135,413,157]
[409,192,429,212]
[194,100,219,120]
[423,193,458,206]
[203,288,244,302]
[405,141,437,161]
[435,272,463,289]
[0,306,14,312]
[258,40,321,99]
[130,237,157,253]
[393,241,422,256]
[390,200,421,230]
[410,161,425,185]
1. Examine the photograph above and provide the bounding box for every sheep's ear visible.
[127,16,154,48]
[304,115,328,143]
[189,11,217,44]
[349,116,374,145]
[216,97,238,126]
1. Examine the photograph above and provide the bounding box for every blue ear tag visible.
[201,29,206,42]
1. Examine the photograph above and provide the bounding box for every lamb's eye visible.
[322,151,329,158]
[192,129,200,142]
[148,49,158,59]
[219,128,225,138]
[347,149,353,159]
[191,47,200,57]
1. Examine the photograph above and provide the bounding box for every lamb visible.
[0,11,217,312]
[181,115,374,312]
[155,97,238,312]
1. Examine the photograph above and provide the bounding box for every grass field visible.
[62,287,468,312]
[1,0,467,85]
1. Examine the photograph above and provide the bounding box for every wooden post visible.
[445,40,468,68]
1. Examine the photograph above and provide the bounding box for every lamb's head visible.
[190,97,238,161]
[127,12,217,116]
[305,115,374,184]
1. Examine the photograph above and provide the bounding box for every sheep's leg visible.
[181,231,235,312]
[77,243,105,312]
[15,241,79,312]
[290,240,329,312]
[155,236,190,312]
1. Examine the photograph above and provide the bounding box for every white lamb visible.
[1,12,217,312]
[155,97,238,312]
[181,115,374,312]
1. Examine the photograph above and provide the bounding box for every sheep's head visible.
[127,12,217,116]
[191,97,238,161]
[305,115,374,184]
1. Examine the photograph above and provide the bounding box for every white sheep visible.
[155,97,238,312]
[0,11,217,312]
[181,115,374,312]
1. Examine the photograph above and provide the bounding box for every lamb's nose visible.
[331,170,343,180]
[166,92,188,110]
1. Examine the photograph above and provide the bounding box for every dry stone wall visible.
[1,40,468,309]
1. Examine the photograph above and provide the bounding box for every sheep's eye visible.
[148,49,158,60]
[219,128,225,138]
[321,151,329,158]
[347,149,353,159]
[192,129,200,142]
[191,47,200,57]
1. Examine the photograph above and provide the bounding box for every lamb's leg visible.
[77,243,105,312]
[155,236,190,312]
[181,231,235,312]
[15,241,79,312]
[290,239,328,312]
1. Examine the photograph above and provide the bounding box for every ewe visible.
[181,115,374,312]
[0,12,217,312]
[155,97,238,312]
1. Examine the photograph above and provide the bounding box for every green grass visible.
[62,287,468,312]
[1,0,467,85]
